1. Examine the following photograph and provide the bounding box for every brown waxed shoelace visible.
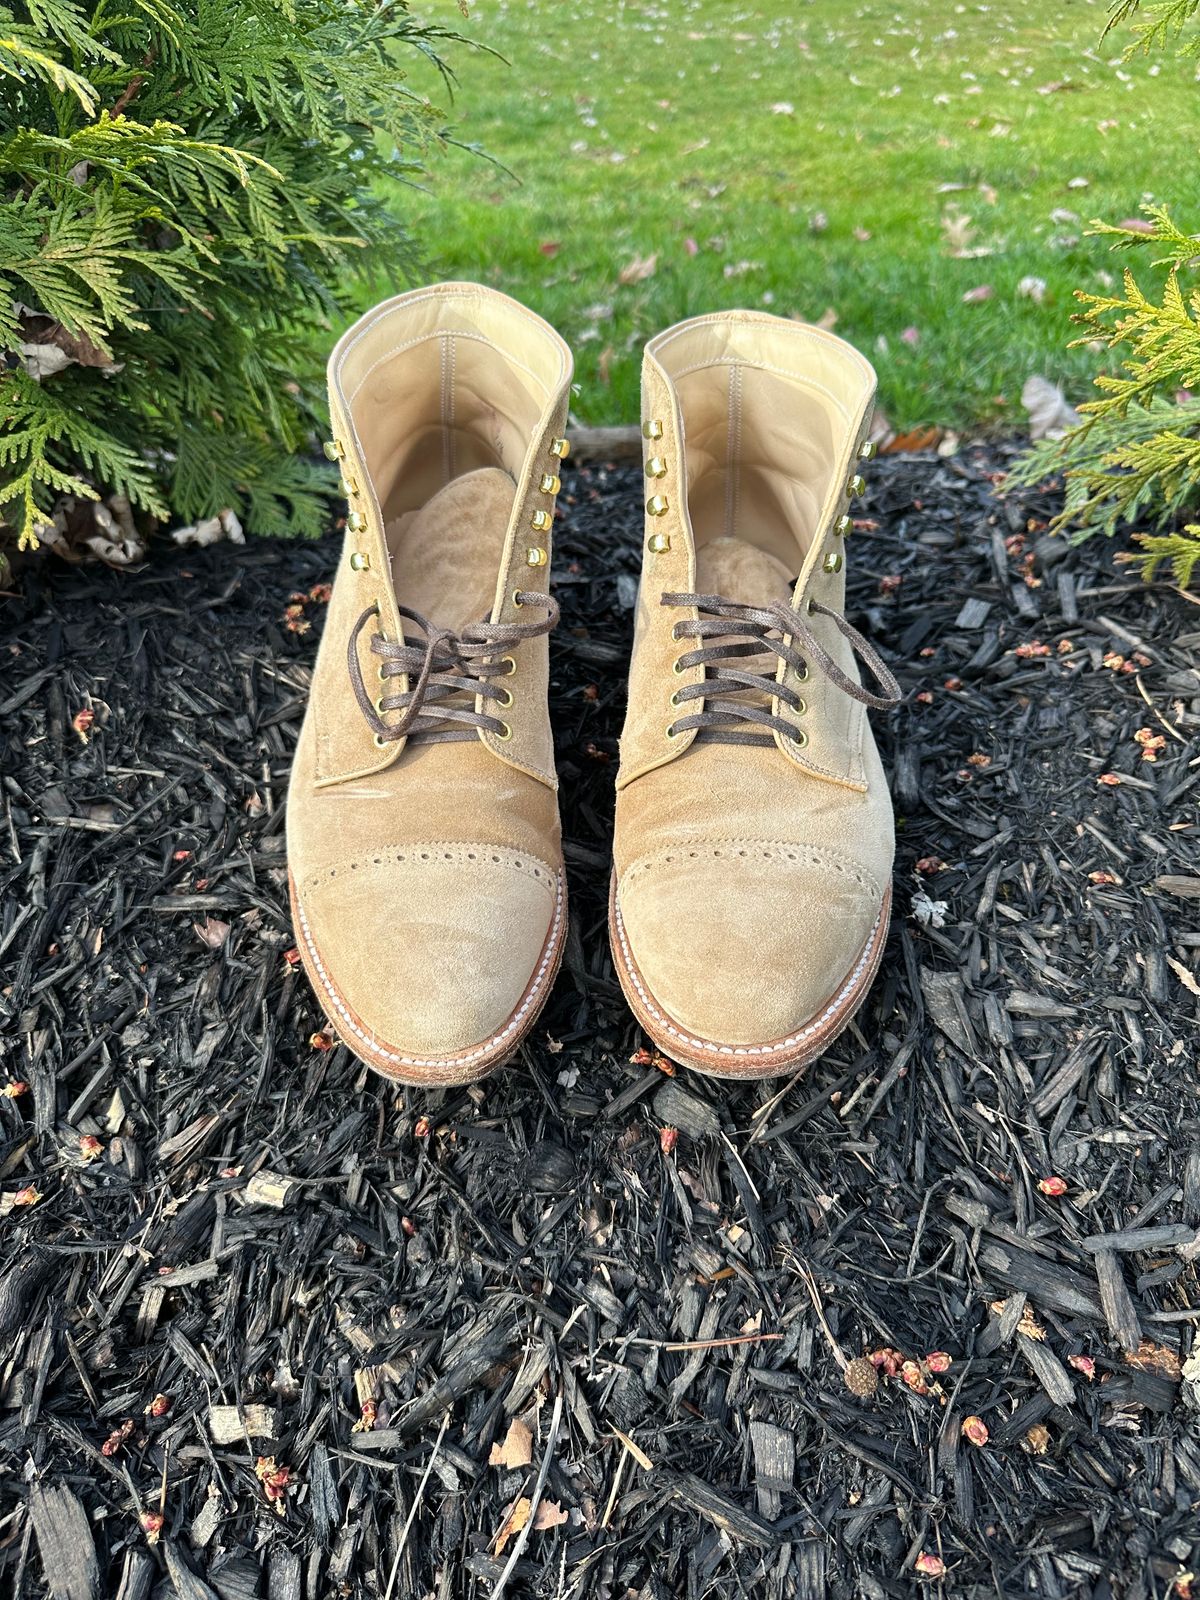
[347,593,559,745]
[662,590,901,747]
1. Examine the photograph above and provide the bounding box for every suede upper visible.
[287,284,573,1074]
[612,310,895,1052]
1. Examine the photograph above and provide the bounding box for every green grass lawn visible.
[384,0,1200,433]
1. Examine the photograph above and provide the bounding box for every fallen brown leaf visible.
[1167,956,1200,999]
[493,1495,532,1556]
[884,426,943,454]
[532,1499,569,1531]
[1125,1339,1182,1381]
[193,916,230,950]
[489,1417,534,1470]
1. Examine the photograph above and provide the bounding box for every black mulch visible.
[2,444,1200,1600]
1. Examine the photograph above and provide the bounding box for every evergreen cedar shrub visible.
[0,0,469,568]
[1010,0,1200,588]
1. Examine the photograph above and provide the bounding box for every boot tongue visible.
[695,537,795,609]
[388,466,517,632]
[694,537,796,719]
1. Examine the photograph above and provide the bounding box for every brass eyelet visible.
[500,654,517,676]
[377,664,388,683]
[512,590,524,608]
[793,698,807,718]
[495,721,513,741]
[373,733,389,749]
[375,695,387,715]
[666,723,680,739]
[790,728,809,749]
[495,686,514,709]
[672,658,686,676]
[795,664,809,683]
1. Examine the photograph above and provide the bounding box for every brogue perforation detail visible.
[302,843,558,898]
[620,838,883,899]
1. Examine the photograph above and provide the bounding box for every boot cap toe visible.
[615,840,884,1050]
[296,844,562,1067]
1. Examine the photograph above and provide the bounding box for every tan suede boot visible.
[287,284,573,1085]
[609,311,901,1077]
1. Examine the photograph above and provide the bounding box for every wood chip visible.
[208,1404,279,1444]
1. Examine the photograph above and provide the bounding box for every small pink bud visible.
[962,1415,989,1447]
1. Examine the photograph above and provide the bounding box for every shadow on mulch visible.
[1,444,1199,1600]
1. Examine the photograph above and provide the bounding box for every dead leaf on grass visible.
[618,252,657,285]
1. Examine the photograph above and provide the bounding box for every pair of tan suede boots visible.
[286,284,901,1087]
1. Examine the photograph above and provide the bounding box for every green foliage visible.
[1119,525,1200,585]
[1010,5,1200,583]
[0,0,468,555]
[1013,392,1200,540]
[1104,0,1200,56]
[1009,205,1200,566]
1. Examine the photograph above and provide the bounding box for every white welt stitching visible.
[613,894,882,1057]
[296,870,564,1069]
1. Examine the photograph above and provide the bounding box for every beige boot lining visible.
[330,290,565,630]
[649,314,874,583]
